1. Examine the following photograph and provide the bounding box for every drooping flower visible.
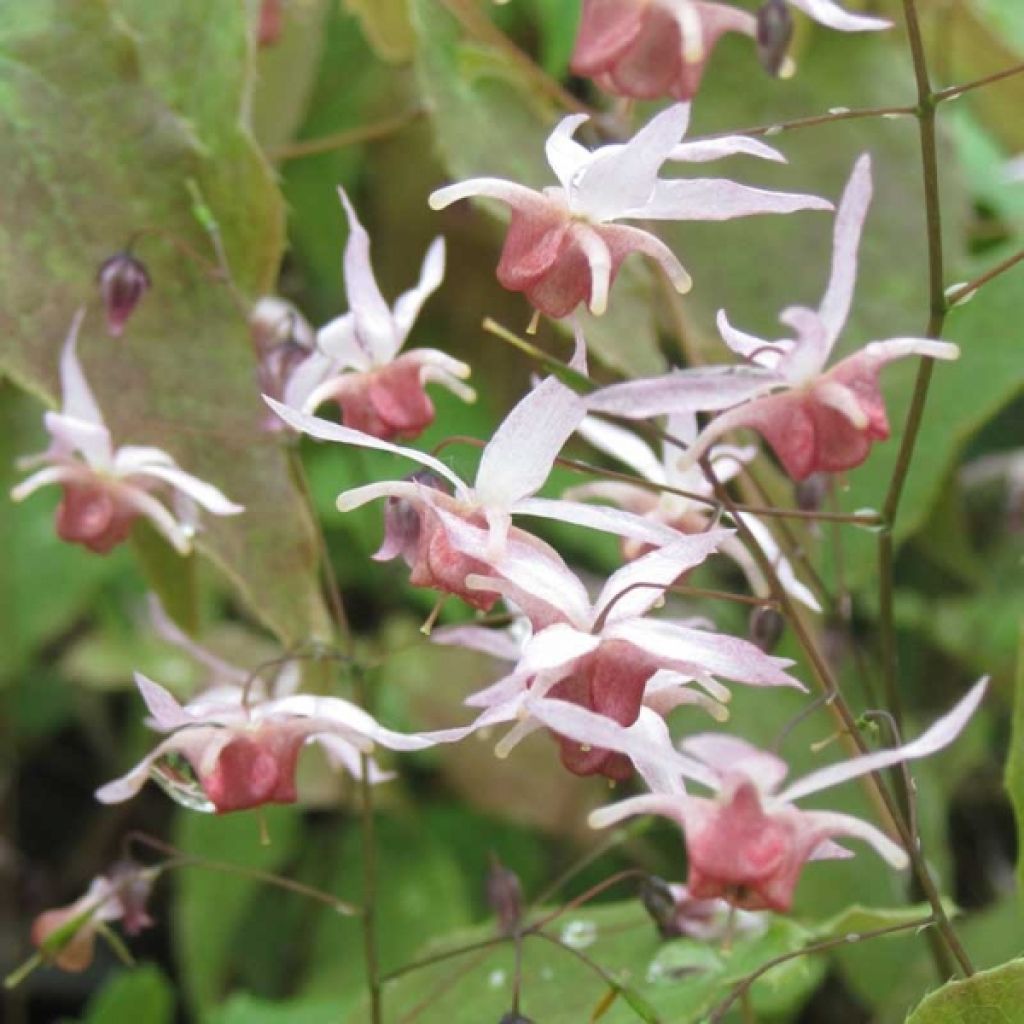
[31,864,154,973]
[586,155,960,480]
[570,0,888,104]
[641,875,766,941]
[95,673,472,814]
[590,678,988,910]
[282,189,473,441]
[429,104,831,318]
[434,525,804,780]
[266,376,685,613]
[11,312,243,554]
[565,411,819,608]
[250,296,317,432]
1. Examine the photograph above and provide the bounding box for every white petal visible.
[669,136,786,165]
[264,396,469,497]
[593,531,730,626]
[513,496,682,547]
[116,485,192,554]
[392,236,446,348]
[545,113,593,193]
[817,153,872,350]
[576,414,665,484]
[474,376,586,508]
[778,678,988,803]
[860,338,960,365]
[588,793,691,830]
[716,309,788,368]
[134,671,194,731]
[338,187,399,363]
[728,516,821,612]
[799,810,908,868]
[126,462,244,516]
[59,309,106,430]
[570,104,690,222]
[316,313,368,370]
[44,412,114,469]
[431,623,525,662]
[10,463,84,502]
[786,0,891,32]
[587,366,783,419]
[286,351,341,413]
[574,224,612,315]
[522,623,601,671]
[681,733,789,793]
[428,178,548,212]
[634,178,832,221]
[147,594,249,686]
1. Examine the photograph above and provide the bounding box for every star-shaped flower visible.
[283,189,473,441]
[429,104,831,318]
[590,678,987,910]
[586,155,959,480]
[267,376,684,612]
[434,524,804,780]
[11,312,243,554]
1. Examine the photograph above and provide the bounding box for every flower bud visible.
[794,472,830,512]
[748,606,785,653]
[640,875,683,939]
[97,251,151,337]
[485,854,523,938]
[375,470,450,567]
[499,1014,535,1024]
[756,0,793,77]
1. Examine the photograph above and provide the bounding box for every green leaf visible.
[409,0,667,377]
[205,993,346,1024]
[172,806,302,1013]
[905,957,1024,1023]
[1007,627,1024,890]
[350,901,824,1022]
[344,0,415,63]
[0,0,330,648]
[814,902,948,941]
[81,965,175,1024]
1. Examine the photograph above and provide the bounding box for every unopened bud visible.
[794,472,830,512]
[748,606,785,652]
[258,0,284,47]
[641,875,682,939]
[485,854,523,937]
[499,1015,534,1024]
[756,0,793,77]
[107,861,155,936]
[97,252,150,337]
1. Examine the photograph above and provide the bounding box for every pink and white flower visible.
[95,673,471,814]
[283,189,473,441]
[435,527,804,780]
[590,678,987,910]
[565,412,819,609]
[267,377,685,613]
[586,155,959,480]
[11,312,243,554]
[571,0,888,104]
[429,104,831,318]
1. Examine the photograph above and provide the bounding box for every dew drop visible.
[488,968,507,988]
[150,754,215,813]
[560,919,598,950]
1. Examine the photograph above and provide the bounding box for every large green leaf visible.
[1008,628,1024,891]
[905,957,1024,1023]
[172,806,302,1013]
[350,901,827,1022]
[80,965,175,1024]
[409,0,667,377]
[0,0,330,646]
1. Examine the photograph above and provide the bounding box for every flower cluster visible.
[15,0,991,983]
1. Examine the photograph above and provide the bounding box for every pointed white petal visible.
[799,810,908,868]
[264,396,469,497]
[786,0,891,31]
[134,671,194,731]
[44,412,114,469]
[716,309,787,367]
[681,733,789,792]
[126,463,243,516]
[316,313,368,370]
[513,496,682,547]
[778,678,988,803]
[860,338,960,365]
[669,136,786,165]
[522,623,601,672]
[428,178,548,211]
[634,178,832,221]
[576,414,665,484]
[545,113,593,193]
[574,224,612,315]
[59,309,106,428]
[474,376,586,508]
[431,623,525,662]
[392,236,446,348]
[10,463,85,502]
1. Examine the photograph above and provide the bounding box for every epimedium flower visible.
[282,189,474,441]
[428,103,832,319]
[565,411,820,609]
[250,296,317,433]
[433,524,804,780]
[11,311,243,554]
[570,0,889,106]
[30,864,154,973]
[95,672,472,814]
[585,154,960,480]
[266,376,686,613]
[589,678,988,911]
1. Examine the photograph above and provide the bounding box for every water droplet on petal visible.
[150,754,215,812]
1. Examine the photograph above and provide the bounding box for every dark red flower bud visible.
[485,854,523,937]
[258,0,284,48]
[756,0,793,77]
[794,472,830,512]
[97,251,151,337]
[748,606,785,653]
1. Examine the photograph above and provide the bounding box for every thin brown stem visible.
[946,249,1024,307]
[270,108,425,162]
[934,60,1024,101]
[707,104,915,141]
